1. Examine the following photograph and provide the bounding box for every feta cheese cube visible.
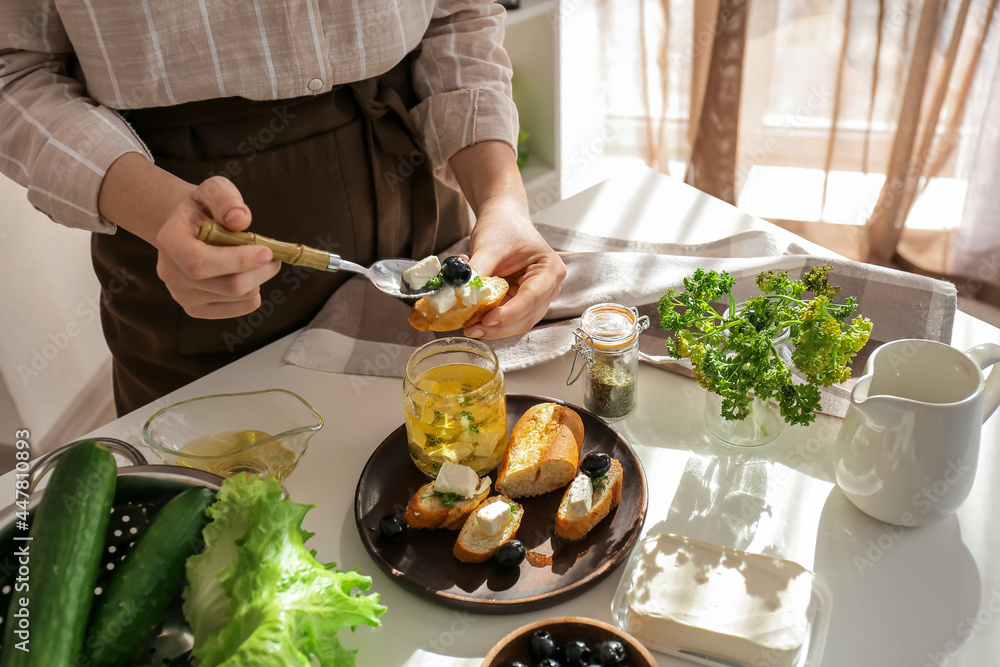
[473,432,500,457]
[426,286,458,314]
[477,499,511,536]
[567,474,593,518]
[403,256,441,290]
[448,442,475,463]
[454,273,496,306]
[434,462,479,498]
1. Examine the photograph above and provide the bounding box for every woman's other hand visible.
[155,177,279,318]
[99,154,279,319]
[448,141,565,339]
[463,196,565,338]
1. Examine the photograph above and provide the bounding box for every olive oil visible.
[179,429,298,481]
[404,362,507,477]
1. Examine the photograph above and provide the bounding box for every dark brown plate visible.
[354,394,648,614]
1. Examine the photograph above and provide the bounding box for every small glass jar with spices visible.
[567,303,649,422]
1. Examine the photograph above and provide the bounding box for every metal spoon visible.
[197,221,434,298]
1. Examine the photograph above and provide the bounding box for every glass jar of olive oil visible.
[568,303,649,422]
[403,338,507,478]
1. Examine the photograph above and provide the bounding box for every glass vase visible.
[702,313,793,447]
[703,392,784,447]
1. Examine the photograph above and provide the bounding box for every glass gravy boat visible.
[142,389,323,482]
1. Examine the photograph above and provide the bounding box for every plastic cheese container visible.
[611,532,832,667]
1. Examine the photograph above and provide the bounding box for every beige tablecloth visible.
[283,223,957,417]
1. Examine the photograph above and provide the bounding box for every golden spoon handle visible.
[197,221,330,271]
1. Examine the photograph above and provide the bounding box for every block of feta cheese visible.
[621,533,817,667]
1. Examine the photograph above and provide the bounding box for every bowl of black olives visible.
[481,616,657,667]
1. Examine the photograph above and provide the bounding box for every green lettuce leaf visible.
[183,474,386,667]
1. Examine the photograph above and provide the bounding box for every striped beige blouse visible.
[0,0,517,233]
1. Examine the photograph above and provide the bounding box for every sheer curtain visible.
[587,0,1000,305]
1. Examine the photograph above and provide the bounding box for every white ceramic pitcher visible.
[836,339,1000,526]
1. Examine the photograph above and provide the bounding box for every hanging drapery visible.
[864,0,971,265]
[951,70,1000,304]
[596,0,999,305]
[684,0,750,204]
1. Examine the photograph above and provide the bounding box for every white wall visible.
[0,174,115,453]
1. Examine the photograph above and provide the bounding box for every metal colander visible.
[0,438,223,666]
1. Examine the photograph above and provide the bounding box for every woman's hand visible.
[463,196,565,338]
[99,154,279,319]
[154,177,280,319]
[447,141,565,339]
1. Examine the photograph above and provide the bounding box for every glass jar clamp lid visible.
[568,303,649,421]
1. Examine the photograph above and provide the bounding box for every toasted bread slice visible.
[408,276,508,332]
[554,458,624,541]
[495,403,585,498]
[404,478,491,530]
[453,495,524,563]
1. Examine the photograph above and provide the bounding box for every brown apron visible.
[92,55,469,416]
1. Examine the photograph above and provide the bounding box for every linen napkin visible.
[283,223,957,417]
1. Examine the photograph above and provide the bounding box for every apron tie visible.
[349,77,439,260]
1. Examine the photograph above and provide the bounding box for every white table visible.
[10,168,1000,666]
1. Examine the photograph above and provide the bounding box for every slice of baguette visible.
[408,276,508,332]
[453,495,524,563]
[495,403,585,498]
[404,478,491,531]
[554,458,624,541]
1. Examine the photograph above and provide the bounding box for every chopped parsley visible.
[469,275,484,288]
[425,490,464,508]
[460,410,480,433]
[508,502,516,518]
[433,410,445,424]
[425,434,445,446]
[591,476,606,492]
[425,275,444,291]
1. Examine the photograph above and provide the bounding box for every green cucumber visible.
[83,486,215,667]
[0,441,117,667]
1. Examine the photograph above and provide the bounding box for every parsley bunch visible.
[658,265,874,426]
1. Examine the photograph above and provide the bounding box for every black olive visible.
[498,662,528,667]
[378,514,407,542]
[538,660,563,667]
[580,452,611,478]
[595,638,627,665]
[441,255,473,286]
[530,629,558,660]
[493,539,526,569]
[560,640,593,666]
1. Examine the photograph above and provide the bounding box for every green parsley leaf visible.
[591,476,606,492]
[460,410,480,432]
[469,275,484,288]
[424,491,464,508]
[425,275,444,291]
[658,264,873,426]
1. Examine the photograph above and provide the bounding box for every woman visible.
[0,0,565,414]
